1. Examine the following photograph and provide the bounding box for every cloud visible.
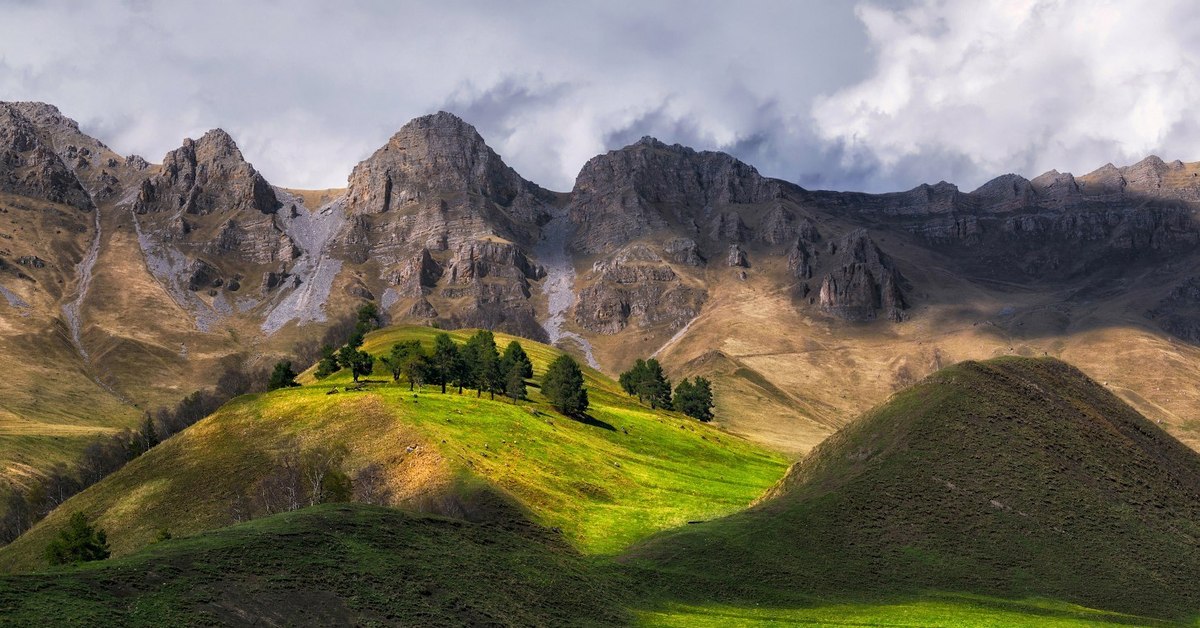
[812,0,1200,191]
[2,0,1196,194]
[0,0,868,190]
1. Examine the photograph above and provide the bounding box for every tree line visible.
[310,324,590,417]
[619,358,714,422]
[0,360,274,545]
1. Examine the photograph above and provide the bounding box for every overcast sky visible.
[2,0,1198,192]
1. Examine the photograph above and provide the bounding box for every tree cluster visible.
[672,376,714,422]
[313,303,382,383]
[619,359,715,422]
[619,359,672,409]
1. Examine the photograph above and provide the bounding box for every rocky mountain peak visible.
[567,137,783,253]
[136,129,278,216]
[0,102,93,209]
[344,111,548,220]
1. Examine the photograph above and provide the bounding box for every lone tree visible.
[673,376,715,422]
[500,341,534,379]
[44,512,110,565]
[430,333,461,394]
[338,345,375,383]
[542,355,588,416]
[314,345,340,380]
[268,361,300,390]
[619,358,672,409]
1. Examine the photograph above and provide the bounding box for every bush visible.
[44,512,110,565]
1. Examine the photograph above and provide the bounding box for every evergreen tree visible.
[505,364,527,402]
[314,345,340,380]
[268,360,300,390]
[430,333,461,394]
[465,330,501,399]
[619,358,672,408]
[403,352,430,390]
[673,376,715,422]
[500,341,534,379]
[542,355,588,416]
[381,340,423,383]
[44,512,110,565]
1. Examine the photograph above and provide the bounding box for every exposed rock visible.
[756,204,818,245]
[818,230,907,322]
[0,103,93,210]
[726,244,749,268]
[134,129,279,217]
[575,243,706,335]
[786,239,813,279]
[708,211,750,243]
[1147,276,1200,343]
[568,136,782,253]
[125,154,150,170]
[409,297,437,318]
[342,111,551,246]
[186,259,222,292]
[662,237,704,266]
[391,248,443,298]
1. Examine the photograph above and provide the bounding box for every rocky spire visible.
[134,128,278,216]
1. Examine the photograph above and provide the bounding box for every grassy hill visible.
[624,357,1200,622]
[0,502,627,626]
[0,326,786,570]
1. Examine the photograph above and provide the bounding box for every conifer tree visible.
[542,355,588,416]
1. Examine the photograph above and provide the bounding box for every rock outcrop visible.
[818,230,907,322]
[567,137,783,254]
[575,244,705,335]
[0,103,93,210]
[338,113,555,339]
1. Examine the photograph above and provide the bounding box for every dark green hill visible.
[624,357,1200,621]
[0,500,627,626]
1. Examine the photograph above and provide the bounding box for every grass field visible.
[636,596,1169,627]
[624,357,1200,622]
[0,326,786,570]
[0,503,628,626]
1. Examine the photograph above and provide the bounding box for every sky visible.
[2,0,1199,193]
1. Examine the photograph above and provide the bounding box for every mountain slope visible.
[0,326,785,571]
[625,357,1200,621]
[0,503,628,626]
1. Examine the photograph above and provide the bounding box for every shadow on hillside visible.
[572,413,616,431]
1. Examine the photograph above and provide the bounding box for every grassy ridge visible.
[0,326,787,570]
[0,503,628,626]
[624,357,1200,621]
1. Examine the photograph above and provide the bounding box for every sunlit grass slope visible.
[624,357,1200,622]
[636,595,1170,627]
[0,503,628,626]
[0,326,786,571]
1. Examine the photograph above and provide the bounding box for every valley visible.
[0,101,1198,625]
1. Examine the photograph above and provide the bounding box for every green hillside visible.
[624,357,1200,622]
[0,502,627,626]
[0,326,786,571]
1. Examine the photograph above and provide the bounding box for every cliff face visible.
[817,230,907,322]
[567,137,783,254]
[0,103,95,210]
[339,112,555,340]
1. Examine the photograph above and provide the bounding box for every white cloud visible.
[813,0,1200,191]
[2,0,1197,193]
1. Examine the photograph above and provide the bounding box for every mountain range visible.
[2,100,1199,492]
